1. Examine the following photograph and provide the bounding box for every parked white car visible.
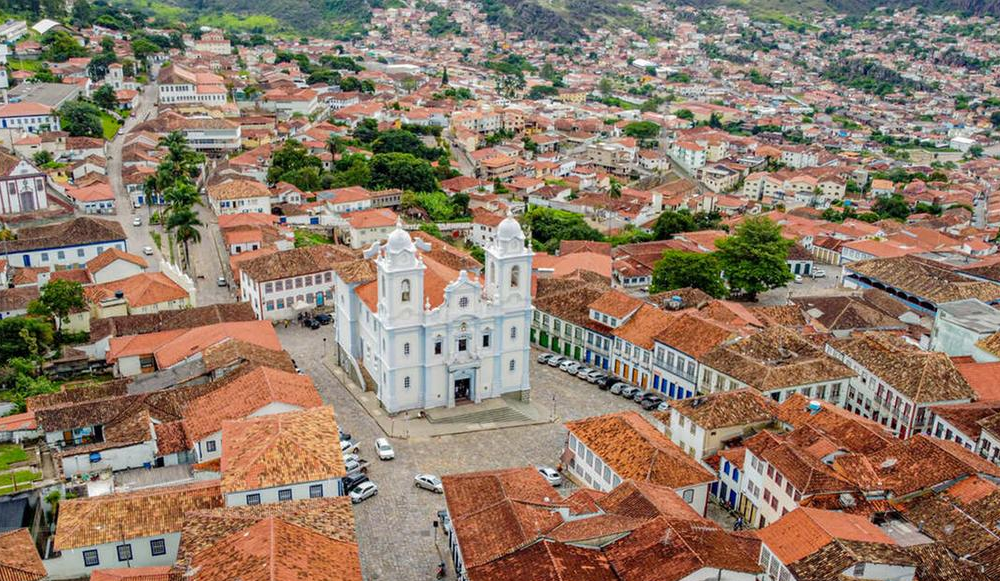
[132,216,142,226]
[537,466,562,487]
[349,481,378,503]
[341,440,359,454]
[342,453,360,465]
[547,355,567,367]
[142,246,154,256]
[559,360,580,373]
[575,366,593,379]
[537,353,555,364]
[414,473,444,493]
[375,438,395,460]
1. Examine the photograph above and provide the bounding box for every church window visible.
[510,265,520,288]
[404,376,410,388]
[459,297,469,308]
[434,339,442,355]
[510,327,517,339]
[401,279,411,302]
[404,342,410,356]
[509,359,516,372]
[458,338,468,352]
[482,334,490,348]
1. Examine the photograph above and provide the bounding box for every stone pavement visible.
[276,325,649,581]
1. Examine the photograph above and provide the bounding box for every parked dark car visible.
[597,376,618,390]
[302,317,321,329]
[342,472,370,493]
[315,313,333,325]
[640,396,664,410]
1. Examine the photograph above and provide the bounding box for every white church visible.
[334,215,533,413]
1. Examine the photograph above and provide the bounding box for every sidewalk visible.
[322,355,554,439]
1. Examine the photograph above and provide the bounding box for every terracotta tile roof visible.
[827,333,974,404]
[974,332,1000,360]
[107,320,281,369]
[85,272,188,308]
[612,303,676,350]
[533,278,611,331]
[647,287,713,310]
[175,497,361,581]
[90,567,173,581]
[27,378,130,411]
[200,339,295,374]
[154,420,189,456]
[785,538,915,581]
[90,303,256,342]
[901,476,1000,562]
[775,394,894,455]
[183,366,323,442]
[847,255,1000,305]
[240,244,358,282]
[442,467,567,568]
[904,542,992,581]
[745,430,852,495]
[0,529,45,581]
[587,290,644,320]
[654,313,736,359]
[756,507,896,565]
[0,286,39,313]
[837,435,1000,497]
[701,326,854,392]
[411,231,482,272]
[468,540,619,581]
[85,247,148,273]
[54,480,223,551]
[930,402,1000,439]
[660,388,774,430]
[791,295,906,332]
[332,259,377,284]
[6,217,125,254]
[565,412,715,489]
[560,240,612,256]
[344,207,397,229]
[221,407,345,494]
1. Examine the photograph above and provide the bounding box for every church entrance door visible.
[454,378,471,402]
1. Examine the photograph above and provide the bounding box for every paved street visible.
[277,325,654,581]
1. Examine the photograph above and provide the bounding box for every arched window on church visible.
[510,266,520,288]
[401,279,411,302]
[404,342,410,356]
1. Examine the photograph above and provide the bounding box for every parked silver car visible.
[609,382,628,395]
[547,355,567,367]
[349,481,378,503]
[414,473,444,493]
[559,360,581,373]
[537,466,562,487]
[620,385,641,398]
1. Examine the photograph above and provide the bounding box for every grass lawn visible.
[0,444,27,470]
[8,59,43,72]
[0,469,41,492]
[294,229,333,248]
[100,113,121,140]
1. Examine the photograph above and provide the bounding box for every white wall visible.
[44,532,181,580]
[92,260,144,284]
[224,477,343,506]
[61,441,157,478]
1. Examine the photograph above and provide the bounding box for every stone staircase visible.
[425,403,531,425]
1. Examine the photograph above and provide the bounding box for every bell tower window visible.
[401,279,411,302]
[510,265,520,288]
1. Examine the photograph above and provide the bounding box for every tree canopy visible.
[523,206,603,253]
[715,216,793,299]
[58,100,103,138]
[650,250,727,298]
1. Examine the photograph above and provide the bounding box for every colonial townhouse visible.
[825,333,976,439]
[975,413,1000,465]
[530,277,612,364]
[565,411,717,516]
[652,312,735,400]
[6,216,126,269]
[756,508,919,581]
[927,401,1000,453]
[239,244,357,320]
[220,406,346,506]
[207,178,272,216]
[156,64,227,106]
[657,388,774,461]
[698,325,855,404]
[582,289,643,371]
[45,481,223,579]
[609,302,675,390]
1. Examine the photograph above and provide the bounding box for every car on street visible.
[597,376,616,389]
[414,473,444,493]
[656,401,670,412]
[342,453,360,465]
[793,274,803,283]
[349,481,378,503]
[315,313,333,325]
[586,370,606,383]
[559,360,580,373]
[375,437,395,460]
[344,457,364,474]
[547,355,567,367]
[537,353,555,364]
[341,440,359,454]
[621,385,641,398]
[609,382,628,394]
[575,366,593,379]
[217,276,228,287]
[812,269,827,278]
[339,428,352,442]
[142,246,154,256]
[302,317,321,330]
[132,216,142,226]
[342,472,369,493]
[640,396,665,410]
[537,466,562,487]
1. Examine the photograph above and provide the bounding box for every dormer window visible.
[401,279,411,302]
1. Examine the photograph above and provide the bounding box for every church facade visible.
[334,216,533,414]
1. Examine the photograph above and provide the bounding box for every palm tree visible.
[163,181,201,210]
[326,134,346,159]
[609,178,623,200]
[158,131,204,181]
[166,206,203,270]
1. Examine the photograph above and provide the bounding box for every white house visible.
[220,406,346,506]
[662,388,774,461]
[334,216,533,413]
[651,312,733,401]
[156,64,226,106]
[85,248,148,284]
[564,411,716,516]
[343,207,398,249]
[5,217,126,269]
[45,480,222,580]
[239,244,356,320]
[207,178,271,215]
[0,102,59,139]
[0,151,47,215]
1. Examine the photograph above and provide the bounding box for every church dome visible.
[386,222,414,253]
[497,215,525,242]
